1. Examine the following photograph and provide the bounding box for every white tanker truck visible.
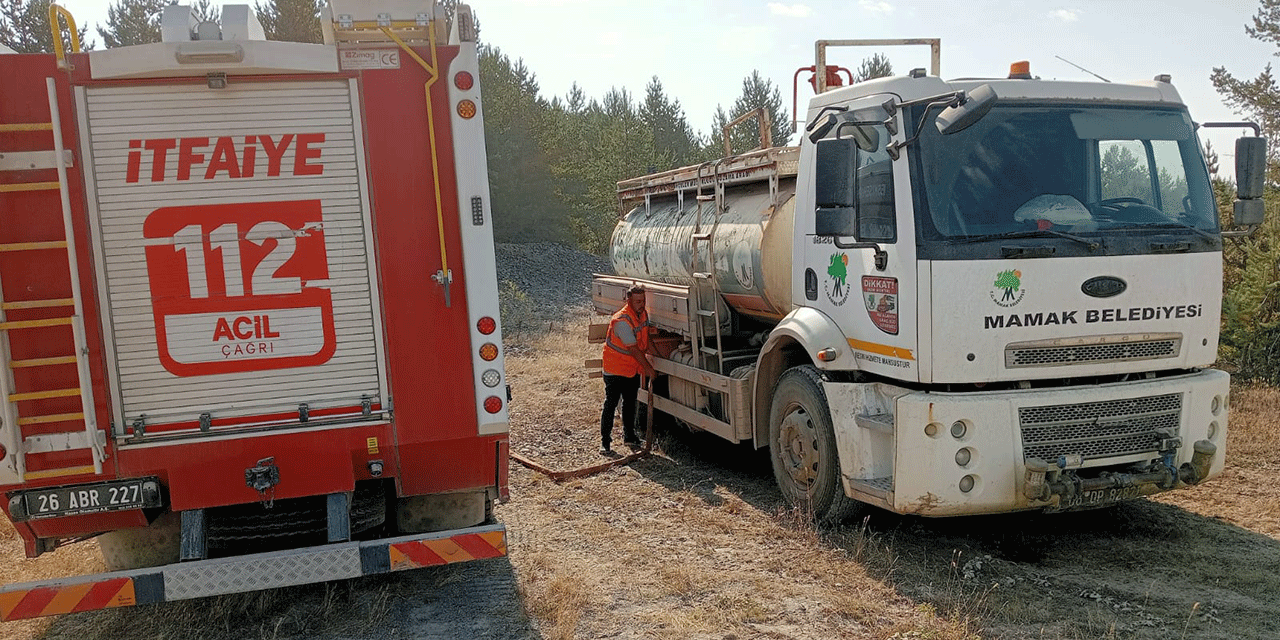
[591,43,1267,521]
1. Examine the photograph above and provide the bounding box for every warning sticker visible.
[143,200,337,376]
[862,276,899,335]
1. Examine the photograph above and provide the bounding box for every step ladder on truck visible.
[0,1,511,620]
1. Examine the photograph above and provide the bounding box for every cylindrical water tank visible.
[610,180,795,322]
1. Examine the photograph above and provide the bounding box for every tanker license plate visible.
[21,478,157,520]
[1053,486,1144,511]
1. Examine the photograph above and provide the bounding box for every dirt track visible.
[2,320,1278,639]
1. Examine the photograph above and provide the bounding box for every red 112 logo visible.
[143,200,337,377]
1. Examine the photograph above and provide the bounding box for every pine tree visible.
[98,0,165,48]
[1212,0,1280,380]
[478,45,568,244]
[1211,0,1280,163]
[255,0,321,43]
[852,53,893,83]
[709,70,791,156]
[1203,140,1220,176]
[0,0,92,53]
[638,76,700,171]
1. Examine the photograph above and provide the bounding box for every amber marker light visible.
[480,342,499,361]
[1008,60,1032,79]
[454,71,474,90]
[457,99,477,119]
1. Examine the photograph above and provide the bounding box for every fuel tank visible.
[610,179,795,322]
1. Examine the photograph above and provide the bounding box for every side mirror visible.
[814,137,858,236]
[836,122,880,152]
[1234,136,1267,226]
[935,84,997,135]
[808,112,840,143]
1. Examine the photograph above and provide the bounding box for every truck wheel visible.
[768,365,859,524]
[96,511,181,571]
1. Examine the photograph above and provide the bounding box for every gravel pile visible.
[494,242,610,323]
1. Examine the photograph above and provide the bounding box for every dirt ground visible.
[1,319,1278,639]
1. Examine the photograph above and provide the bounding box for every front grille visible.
[1009,339,1178,367]
[1019,393,1181,461]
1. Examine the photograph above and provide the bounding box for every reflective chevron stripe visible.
[0,524,506,621]
[0,574,166,621]
[387,530,507,571]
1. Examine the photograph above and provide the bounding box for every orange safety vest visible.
[601,303,651,377]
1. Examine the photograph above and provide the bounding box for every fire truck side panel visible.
[353,44,500,496]
[356,49,480,436]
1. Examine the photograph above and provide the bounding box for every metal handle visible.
[48,4,81,69]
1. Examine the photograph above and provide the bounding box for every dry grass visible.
[0,322,1276,639]
[499,321,1280,640]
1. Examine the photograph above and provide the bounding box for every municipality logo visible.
[990,269,1025,307]
[824,253,851,306]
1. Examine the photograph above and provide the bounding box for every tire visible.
[768,365,860,524]
[96,511,181,571]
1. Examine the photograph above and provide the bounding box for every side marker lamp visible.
[457,100,477,119]
[479,343,499,361]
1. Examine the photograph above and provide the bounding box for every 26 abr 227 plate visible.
[21,478,160,520]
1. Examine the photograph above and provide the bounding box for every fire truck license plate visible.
[21,479,157,520]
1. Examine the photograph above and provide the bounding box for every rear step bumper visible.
[0,523,506,621]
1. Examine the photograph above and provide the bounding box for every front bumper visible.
[889,369,1228,516]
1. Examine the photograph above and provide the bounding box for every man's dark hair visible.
[626,285,646,297]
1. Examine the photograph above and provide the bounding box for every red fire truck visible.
[0,1,509,619]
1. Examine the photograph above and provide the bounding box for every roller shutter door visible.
[80,79,386,431]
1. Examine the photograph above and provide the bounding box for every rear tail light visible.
[0,444,6,461]
[477,316,496,335]
[454,71,474,90]
[479,343,499,361]
[484,396,503,414]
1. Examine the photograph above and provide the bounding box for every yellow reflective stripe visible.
[847,338,915,361]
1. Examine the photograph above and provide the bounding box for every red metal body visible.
[0,41,506,557]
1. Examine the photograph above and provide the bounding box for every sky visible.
[56,0,1276,167]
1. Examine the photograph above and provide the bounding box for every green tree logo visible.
[828,253,848,288]
[994,269,1023,302]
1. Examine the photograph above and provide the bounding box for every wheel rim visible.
[778,404,819,493]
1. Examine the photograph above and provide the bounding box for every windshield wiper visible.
[953,229,1100,250]
[1123,222,1218,242]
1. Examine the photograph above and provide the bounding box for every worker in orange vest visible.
[600,285,656,454]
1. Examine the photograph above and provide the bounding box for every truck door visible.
[801,102,921,381]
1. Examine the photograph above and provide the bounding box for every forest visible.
[5,0,1280,381]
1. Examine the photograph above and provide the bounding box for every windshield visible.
[911,103,1217,250]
